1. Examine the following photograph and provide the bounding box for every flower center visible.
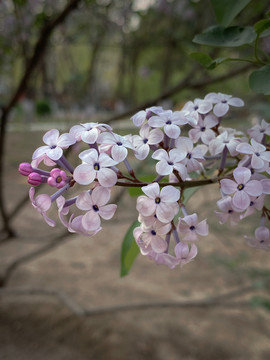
[189,225,195,231]
[186,153,192,159]
[260,239,265,243]
[166,120,172,125]
[167,161,174,166]
[151,230,156,236]
[228,209,233,213]
[94,163,100,171]
[237,184,245,191]
[117,142,123,146]
[56,176,62,183]
[200,127,206,132]
[143,138,148,144]
[194,105,199,110]
[255,152,260,157]
[221,100,227,104]
[250,201,254,206]
[92,204,99,212]
[155,197,161,204]
[50,145,56,149]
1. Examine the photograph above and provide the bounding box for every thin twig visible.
[0,231,70,287]
[104,64,253,124]
[0,0,82,238]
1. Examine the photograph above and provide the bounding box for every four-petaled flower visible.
[32,129,75,161]
[220,167,263,210]
[148,110,188,139]
[136,182,180,223]
[73,149,118,187]
[177,213,208,241]
[245,226,270,251]
[76,187,117,232]
[205,92,244,117]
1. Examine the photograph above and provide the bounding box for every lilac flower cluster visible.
[19,92,270,269]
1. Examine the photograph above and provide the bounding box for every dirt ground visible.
[1,130,270,360]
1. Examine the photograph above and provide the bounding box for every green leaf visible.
[190,52,228,69]
[120,220,140,277]
[193,25,256,47]
[189,52,213,68]
[254,19,270,37]
[211,0,251,27]
[249,65,270,95]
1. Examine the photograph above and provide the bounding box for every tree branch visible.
[0,0,82,237]
[104,64,252,124]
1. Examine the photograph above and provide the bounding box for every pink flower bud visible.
[19,162,33,176]
[28,172,42,186]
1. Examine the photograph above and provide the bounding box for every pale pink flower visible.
[152,148,187,179]
[76,187,117,232]
[215,196,242,225]
[140,221,171,253]
[70,122,112,144]
[174,242,198,267]
[148,110,188,139]
[47,168,67,189]
[182,98,212,123]
[73,149,118,187]
[240,195,265,219]
[209,131,241,156]
[236,139,270,169]
[29,187,55,227]
[177,213,208,241]
[136,182,180,223]
[220,167,263,210]
[247,119,270,143]
[245,226,270,251]
[132,124,164,160]
[204,92,244,117]
[175,137,206,172]
[188,114,218,144]
[97,131,134,162]
[131,106,164,127]
[32,129,75,161]
[31,154,56,168]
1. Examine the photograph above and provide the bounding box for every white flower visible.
[188,114,218,144]
[209,131,241,156]
[136,182,180,223]
[148,110,188,139]
[76,187,117,231]
[32,129,76,161]
[73,149,118,187]
[97,132,134,162]
[204,92,244,117]
[132,124,164,160]
[182,98,212,124]
[247,119,270,142]
[131,106,164,127]
[236,138,270,169]
[175,136,207,172]
[152,148,187,179]
[70,122,112,144]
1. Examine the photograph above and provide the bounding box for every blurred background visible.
[1,0,270,359]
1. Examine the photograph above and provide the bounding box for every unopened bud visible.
[28,172,42,186]
[19,162,33,176]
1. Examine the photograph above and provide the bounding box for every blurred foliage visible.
[0,0,270,113]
